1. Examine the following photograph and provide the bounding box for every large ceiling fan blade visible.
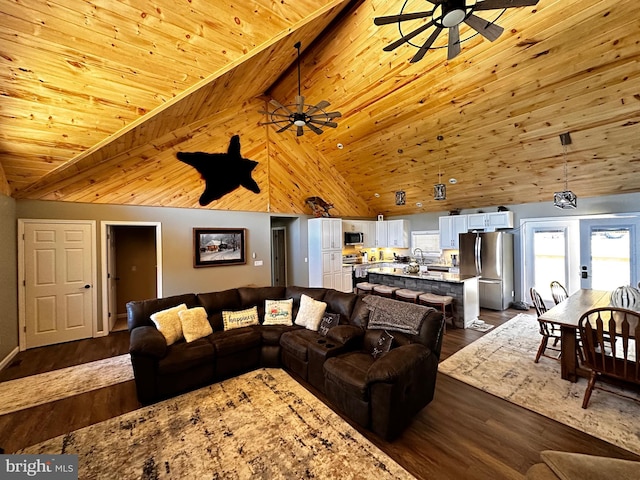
[296,126,305,137]
[309,111,342,120]
[295,95,305,114]
[447,24,461,60]
[269,99,293,114]
[374,10,434,26]
[276,123,294,133]
[259,111,291,119]
[474,0,539,11]
[306,100,330,116]
[410,27,443,63]
[306,123,324,135]
[383,21,434,52]
[309,119,338,128]
[464,14,504,42]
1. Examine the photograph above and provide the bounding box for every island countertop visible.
[366,267,477,284]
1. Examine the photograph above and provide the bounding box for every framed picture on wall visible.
[193,228,246,268]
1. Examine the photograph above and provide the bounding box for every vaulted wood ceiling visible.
[1,0,639,217]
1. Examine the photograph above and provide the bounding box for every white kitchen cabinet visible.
[363,221,376,248]
[386,220,409,248]
[467,211,514,231]
[439,215,468,249]
[309,218,343,290]
[375,221,388,248]
[342,266,353,293]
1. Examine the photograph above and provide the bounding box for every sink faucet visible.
[413,248,424,264]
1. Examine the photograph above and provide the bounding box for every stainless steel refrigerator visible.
[459,232,514,310]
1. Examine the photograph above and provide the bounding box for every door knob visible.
[84,284,91,289]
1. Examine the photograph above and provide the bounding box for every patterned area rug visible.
[21,368,414,479]
[0,354,133,415]
[439,313,640,455]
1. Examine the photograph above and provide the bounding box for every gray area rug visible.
[0,354,133,415]
[21,368,414,479]
[439,313,640,455]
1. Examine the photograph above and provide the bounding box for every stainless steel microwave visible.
[344,232,364,245]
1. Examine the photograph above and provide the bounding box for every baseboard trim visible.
[0,346,20,372]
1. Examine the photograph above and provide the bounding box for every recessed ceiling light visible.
[337,143,344,149]
[416,202,423,207]
[374,193,380,198]
[449,178,457,184]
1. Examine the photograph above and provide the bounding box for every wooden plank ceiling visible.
[1,0,639,216]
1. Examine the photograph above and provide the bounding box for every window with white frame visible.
[410,230,441,261]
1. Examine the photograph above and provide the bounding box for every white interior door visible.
[579,218,639,290]
[21,221,95,348]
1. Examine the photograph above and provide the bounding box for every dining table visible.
[538,289,611,382]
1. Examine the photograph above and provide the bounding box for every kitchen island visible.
[367,267,480,328]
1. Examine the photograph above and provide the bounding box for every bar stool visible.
[372,284,399,298]
[355,282,379,295]
[419,292,455,332]
[394,288,425,303]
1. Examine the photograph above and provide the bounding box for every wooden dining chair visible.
[577,307,640,409]
[550,281,568,305]
[530,287,562,363]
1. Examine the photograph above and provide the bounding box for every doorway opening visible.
[101,222,162,334]
[271,227,287,287]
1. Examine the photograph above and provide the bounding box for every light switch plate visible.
[254,260,263,266]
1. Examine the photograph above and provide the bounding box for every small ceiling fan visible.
[260,42,341,136]
[374,0,539,62]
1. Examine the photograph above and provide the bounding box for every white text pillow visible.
[150,303,187,345]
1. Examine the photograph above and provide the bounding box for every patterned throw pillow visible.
[222,306,259,331]
[263,299,293,326]
[371,330,394,360]
[178,307,213,342]
[294,294,327,331]
[150,303,187,345]
[318,312,340,336]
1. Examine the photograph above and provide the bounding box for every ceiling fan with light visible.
[374,0,539,62]
[260,42,341,136]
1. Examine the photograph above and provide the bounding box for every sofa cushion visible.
[294,294,327,330]
[280,330,319,361]
[157,338,215,375]
[285,286,327,317]
[222,306,259,331]
[197,289,242,331]
[179,307,213,343]
[127,293,199,331]
[261,325,300,346]
[210,328,262,357]
[323,290,358,319]
[348,297,370,329]
[263,299,293,326]
[238,286,286,319]
[150,303,187,346]
[324,352,374,401]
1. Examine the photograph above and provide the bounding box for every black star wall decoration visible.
[176,135,260,206]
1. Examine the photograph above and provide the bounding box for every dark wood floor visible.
[1,309,638,478]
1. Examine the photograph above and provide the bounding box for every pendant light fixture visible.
[434,135,446,201]
[553,132,577,209]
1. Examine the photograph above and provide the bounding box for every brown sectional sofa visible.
[127,285,445,440]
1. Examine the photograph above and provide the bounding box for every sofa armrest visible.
[129,326,167,359]
[365,344,430,384]
[326,325,364,345]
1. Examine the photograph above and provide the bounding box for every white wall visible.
[0,194,18,363]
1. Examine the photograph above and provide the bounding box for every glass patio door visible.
[579,218,639,290]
